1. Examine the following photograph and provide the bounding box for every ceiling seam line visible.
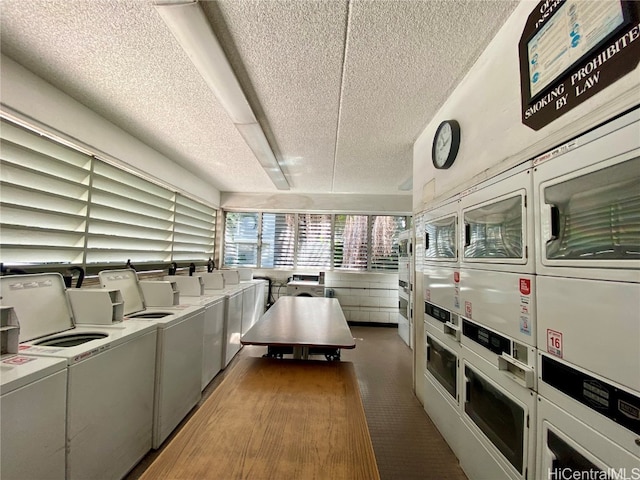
[332,0,352,193]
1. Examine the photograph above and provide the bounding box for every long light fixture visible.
[154,0,290,190]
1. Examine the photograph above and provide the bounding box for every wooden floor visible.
[126,325,467,480]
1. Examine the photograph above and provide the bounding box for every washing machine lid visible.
[0,273,75,343]
[99,269,145,316]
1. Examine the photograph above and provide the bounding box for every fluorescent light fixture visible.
[236,123,290,190]
[154,0,290,190]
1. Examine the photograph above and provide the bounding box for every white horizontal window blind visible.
[87,160,175,266]
[261,213,294,268]
[296,214,332,268]
[222,212,408,271]
[0,120,91,266]
[370,215,406,271]
[173,194,216,263]
[334,215,368,270]
[0,119,217,271]
[224,212,259,267]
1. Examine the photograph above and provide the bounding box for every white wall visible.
[0,55,220,207]
[251,269,399,325]
[222,192,411,214]
[413,1,640,212]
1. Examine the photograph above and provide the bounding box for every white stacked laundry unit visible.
[532,108,640,475]
[398,230,412,347]
[422,194,464,458]
[457,161,537,480]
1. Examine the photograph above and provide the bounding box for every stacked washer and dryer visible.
[420,108,640,479]
[398,232,413,348]
[422,194,463,458]
[532,109,640,475]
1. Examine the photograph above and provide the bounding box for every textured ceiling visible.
[0,0,519,195]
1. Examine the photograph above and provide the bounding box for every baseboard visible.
[347,321,398,328]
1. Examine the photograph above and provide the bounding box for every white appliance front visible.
[459,344,536,480]
[251,279,266,325]
[533,106,640,283]
[99,269,205,449]
[224,288,244,366]
[537,395,640,480]
[240,282,257,335]
[538,352,640,458]
[1,355,67,480]
[460,161,535,274]
[424,321,462,458]
[423,194,460,267]
[181,294,226,390]
[1,273,158,480]
[203,284,244,368]
[286,281,326,297]
[460,269,536,348]
[142,305,204,448]
[423,266,461,333]
[398,289,410,347]
[537,275,640,392]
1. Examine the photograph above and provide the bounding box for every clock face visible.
[432,120,460,169]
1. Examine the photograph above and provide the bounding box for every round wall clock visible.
[432,120,461,169]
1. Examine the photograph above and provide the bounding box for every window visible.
[0,120,91,266]
[296,214,332,268]
[224,212,259,267]
[0,118,217,272]
[261,213,294,268]
[371,215,406,270]
[173,194,217,263]
[88,160,175,265]
[334,215,368,270]
[223,212,408,271]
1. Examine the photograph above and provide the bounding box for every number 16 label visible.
[547,329,563,358]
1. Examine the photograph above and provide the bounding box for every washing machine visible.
[287,274,325,297]
[201,271,244,367]
[0,273,158,480]
[533,107,640,392]
[537,352,640,476]
[1,349,67,479]
[459,161,536,349]
[459,317,537,480]
[424,320,463,458]
[99,269,205,449]
[165,275,226,390]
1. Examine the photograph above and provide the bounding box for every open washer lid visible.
[98,269,145,316]
[0,273,74,343]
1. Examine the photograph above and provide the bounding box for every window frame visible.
[222,211,409,271]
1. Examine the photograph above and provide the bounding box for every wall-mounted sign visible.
[519,0,640,130]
